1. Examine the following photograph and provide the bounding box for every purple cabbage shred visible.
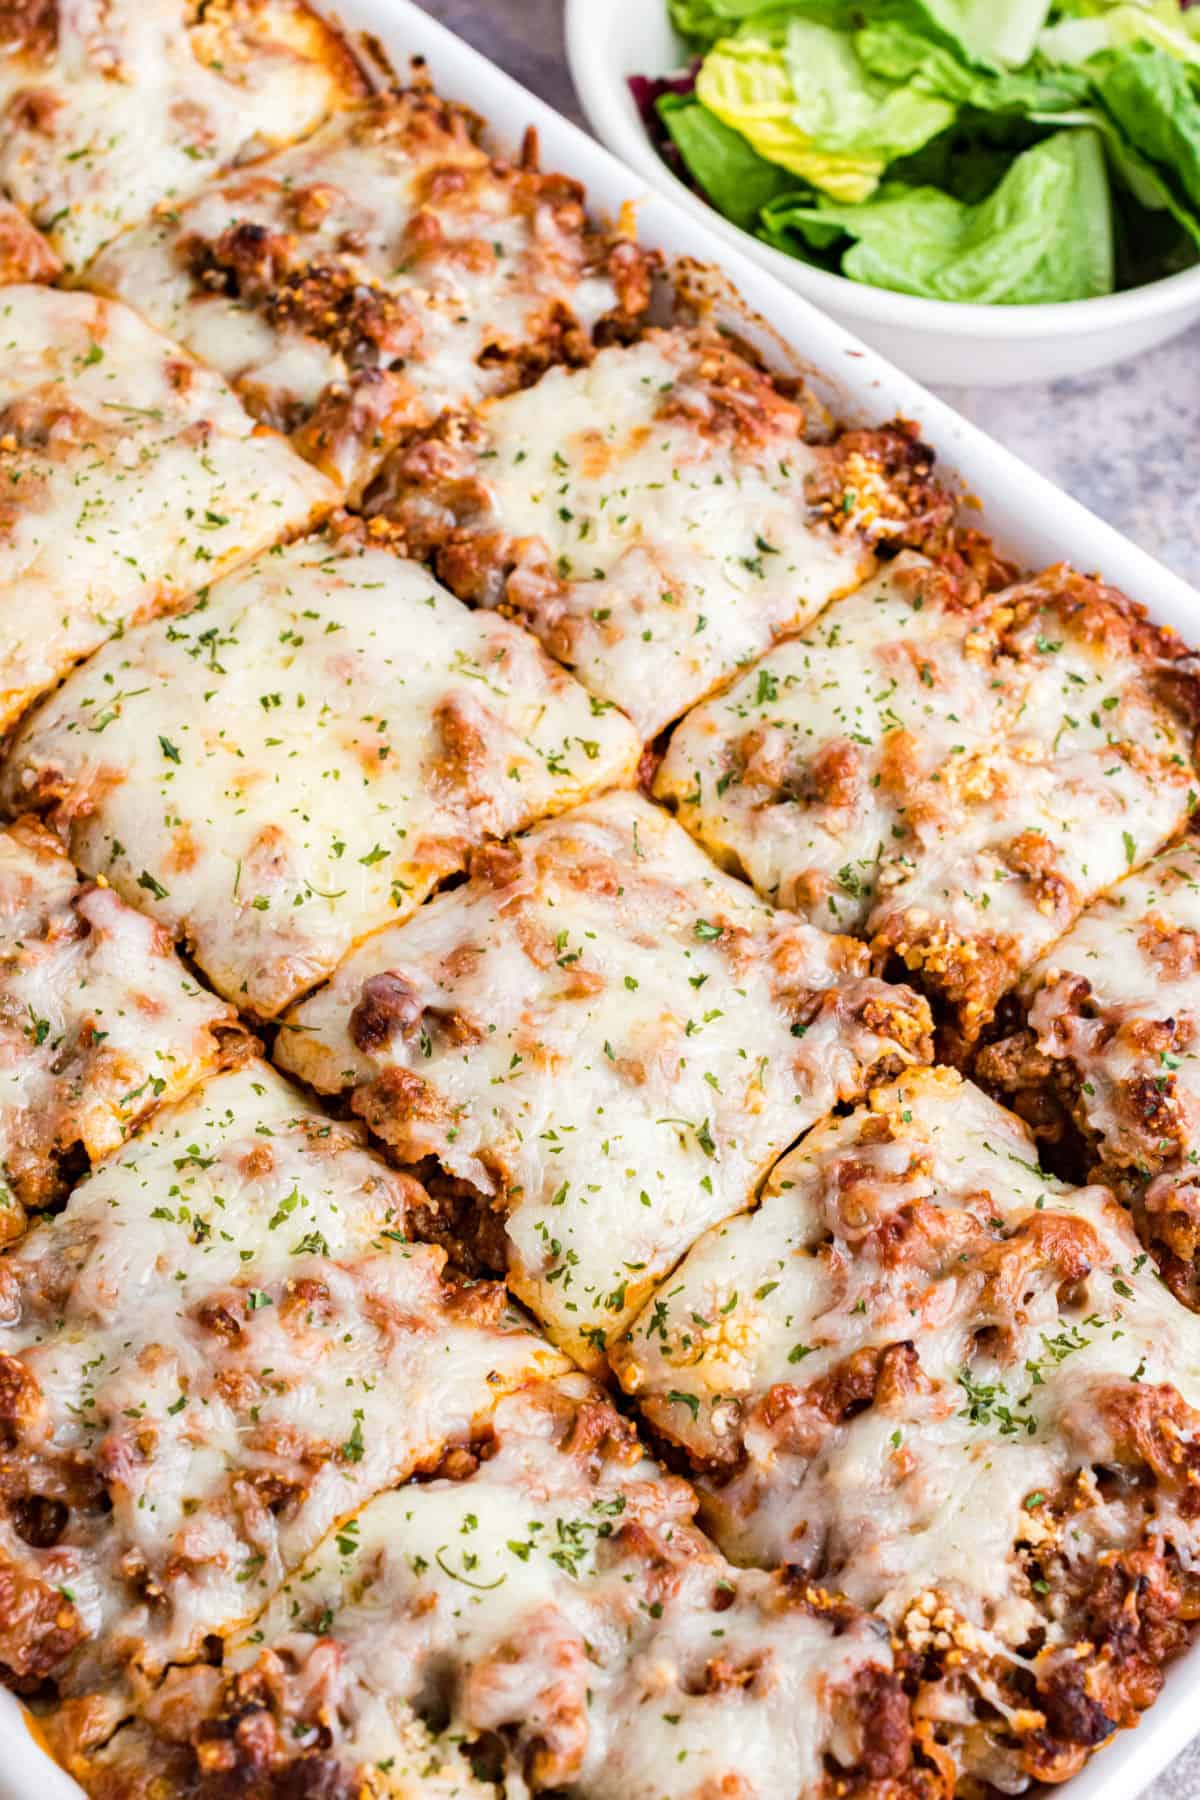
[628,62,701,181]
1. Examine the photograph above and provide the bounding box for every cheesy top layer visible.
[0,816,245,1234]
[85,1378,907,1800]
[0,1061,558,1721]
[614,1066,1200,1792]
[866,571,1199,1044]
[655,555,1022,929]
[0,534,638,1018]
[0,0,364,270]
[277,790,931,1363]
[0,284,334,731]
[975,839,1200,1310]
[85,90,646,495]
[368,331,949,736]
[1018,841,1200,1179]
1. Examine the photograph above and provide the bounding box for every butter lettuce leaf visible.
[766,127,1115,300]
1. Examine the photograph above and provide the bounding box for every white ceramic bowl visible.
[565,0,1200,386]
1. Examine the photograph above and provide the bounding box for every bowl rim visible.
[564,0,1200,340]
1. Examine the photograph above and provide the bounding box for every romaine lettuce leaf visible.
[675,1,1062,66]
[1036,103,1200,245]
[765,127,1115,299]
[910,0,1056,67]
[669,0,722,44]
[855,20,1092,108]
[759,201,845,257]
[669,0,841,50]
[1096,42,1200,206]
[763,177,965,269]
[695,20,954,199]
[1040,3,1200,70]
[890,121,1030,202]
[695,31,881,197]
[782,18,959,148]
[657,92,802,225]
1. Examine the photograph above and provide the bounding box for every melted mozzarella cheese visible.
[0,1060,559,1730]
[656,555,1023,929]
[0,285,334,731]
[866,574,1198,1043]
[0,817,246,1235]
[367,330,937,736]
[1023,842,1200,1177]
[0,535,638,1019]
[85,91,643,495]
[0,0,364,271]
[83,1378,902,1800]
[977,841,1200,1297]
[277,790,931,1363]
[870,743,1187,1040]
[615,1064,1200,1771]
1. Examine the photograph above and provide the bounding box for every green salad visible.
[631,0,1200,302]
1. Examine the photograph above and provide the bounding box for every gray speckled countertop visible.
[415,4,1200,1794]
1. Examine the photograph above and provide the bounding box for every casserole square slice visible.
[73,1377,924,1800]
[658,563,1200,1053]
[276,790,932,1364]
[0,532,639,1019]
[0,816,247,1239]
[84,88,654,496]
[0,285,335,732]
[865,568,1200,1050]
[977,838,1200,1305]
[363,328,955,736]
[655,552,1023,931]
[613,1066,1200,1792]
[0,1060,559,1755]
[0,0,366,273]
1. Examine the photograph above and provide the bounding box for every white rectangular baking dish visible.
[3,4,1199,1797]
